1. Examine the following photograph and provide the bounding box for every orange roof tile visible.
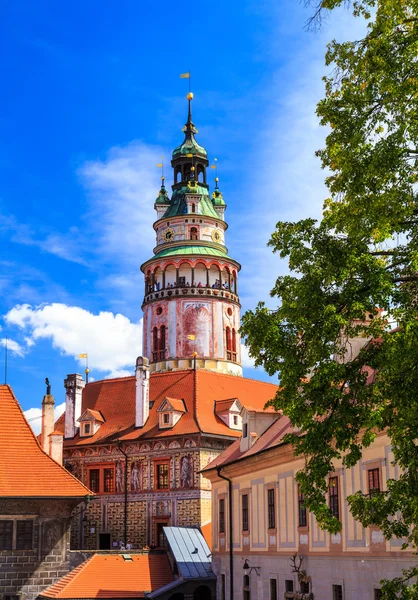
[158,397,186,413]
[56,369,278,447]
[200,522,212,551]
[201,415,293,472]
[214,399,239,413]
[39,553,174,598]
[78,408,105,423]
[0,385,92,498]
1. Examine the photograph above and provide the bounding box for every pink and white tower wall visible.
[141,94,242,375]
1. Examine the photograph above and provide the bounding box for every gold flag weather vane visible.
[180,71,191,93]
[78,353,90,384]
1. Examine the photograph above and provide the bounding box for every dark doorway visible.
[98,532,111,549]
[156,522,168,548]
[194,585,211,600]
[168,595,184,600]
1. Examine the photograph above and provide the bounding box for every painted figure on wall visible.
[180,455,193,488]
[116,460,124,493]
[42,520,61,556]
[131,461,142,492]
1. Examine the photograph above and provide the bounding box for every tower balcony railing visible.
[143,284,239,305]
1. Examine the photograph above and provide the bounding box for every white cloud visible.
[24,401,66,436]
[79,141,165,267]
[234,11,369,311]
[5,303,142,374]
[0,337,25,357]
[105,369,134,379]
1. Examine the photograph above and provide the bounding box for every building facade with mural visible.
[53,95,279,551]
[203,408,416,600]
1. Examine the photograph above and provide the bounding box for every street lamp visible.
[243,559,261,576]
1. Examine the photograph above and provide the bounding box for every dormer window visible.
[78,409,105,437]
[157,397,186,429]
[214,398,242,430]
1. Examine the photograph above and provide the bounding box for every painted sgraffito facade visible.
[64,431,223,551]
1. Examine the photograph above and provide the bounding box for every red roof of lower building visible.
[0,385,92,498]
[202,415,293,472]
[56,369,278,446]
[39,553,174,598]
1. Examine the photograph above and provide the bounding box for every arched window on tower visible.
[190,227,198,241]
[152,327,159,362]
[197,165,205,183]
[159,325,166,360]
[175,167,182,184]
[226,327,232,361]
[191,203,196,213]
[232,328,237,362]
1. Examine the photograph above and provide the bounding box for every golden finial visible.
[156,156,164,179]
[187,92,194,100]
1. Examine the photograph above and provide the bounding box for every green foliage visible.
[241,0,418,595]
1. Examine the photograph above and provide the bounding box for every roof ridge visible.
[87,375,135,385]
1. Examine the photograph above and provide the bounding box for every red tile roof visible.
[202,415,293,472]
[159,397,186,413]
[39,553,174,598]
[0,385,92,498]
[79,408,105,423]
[56,369,278,446]
[214,399,239,413]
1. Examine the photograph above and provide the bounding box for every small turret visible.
[212,177,226,220]
[154,177,170,218]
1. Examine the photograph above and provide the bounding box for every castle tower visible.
[141,93,242,375]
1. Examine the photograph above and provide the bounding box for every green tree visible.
[241,0,418,596]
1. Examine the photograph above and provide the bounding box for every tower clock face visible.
[163,227,174,242]
[211,229,222,243]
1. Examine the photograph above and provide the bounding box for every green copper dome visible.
[212,187,226,206]
[172,97,208,160]
[163,184,219,218]
[154,245,230,259]
[172,136,207,159]
[155,181,170,205]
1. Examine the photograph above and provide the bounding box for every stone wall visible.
[0,498,80,600]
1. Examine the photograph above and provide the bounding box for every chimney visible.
[49,431,64,465]
[64,374,85,439]
[41,392,55,454]
[135,356,150,428]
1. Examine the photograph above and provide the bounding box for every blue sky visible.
[0,0,364,427]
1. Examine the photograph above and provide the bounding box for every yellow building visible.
[203,407,415,600]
